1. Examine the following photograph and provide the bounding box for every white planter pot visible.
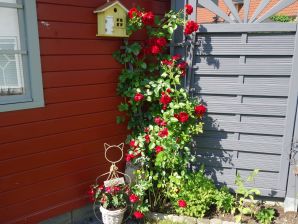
[100,206,126,224]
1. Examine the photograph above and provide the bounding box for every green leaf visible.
[235,215,241,223]
[118,103,129,112]
[116,116,125,124]
[170,117,178,122]
[149,142,156,150]
[242,207,251,215]
[140,62,147,69]
[168,27,174,34]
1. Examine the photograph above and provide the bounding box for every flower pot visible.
[100,206,127,224]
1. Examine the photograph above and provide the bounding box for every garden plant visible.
[112,4,277,224]
[112,4,233,220]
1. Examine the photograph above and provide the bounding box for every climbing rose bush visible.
[113,6,206,219]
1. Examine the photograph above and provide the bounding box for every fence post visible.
[284,109,298,212]
[284,24,298,212]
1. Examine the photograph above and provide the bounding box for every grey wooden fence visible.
[172,0,298,208]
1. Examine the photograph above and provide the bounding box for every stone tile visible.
[222,221,236,224]
[197,218,210,224]
[149,212,197,224]
[210,218,222,224]
[72,204,97,224]
[169,214,197,224]
[39,212,71,224]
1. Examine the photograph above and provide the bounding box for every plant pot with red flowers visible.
[89,184,129,224]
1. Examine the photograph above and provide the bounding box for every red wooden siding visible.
[0,0,170,223]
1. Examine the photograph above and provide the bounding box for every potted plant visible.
[89,184,130,224]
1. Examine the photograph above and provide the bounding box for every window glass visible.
[0,0,17,3]
[0,6,24,96]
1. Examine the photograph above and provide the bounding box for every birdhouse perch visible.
[94,0,129,37]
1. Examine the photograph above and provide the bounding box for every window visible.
[116,18,124,27]
[0,0,44,112]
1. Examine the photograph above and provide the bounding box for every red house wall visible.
[0,0,169,223]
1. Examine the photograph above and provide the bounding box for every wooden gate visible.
[172,0,298,201]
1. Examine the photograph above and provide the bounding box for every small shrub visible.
[255,208,276,224]
[232,169,261,223]
[168,169,235,218]
[270,14,295,23]
[214,186,235,213]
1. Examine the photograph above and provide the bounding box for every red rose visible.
[128,8,140,19]
[185,4,193,15]
[87,188,94,196]
[145,134,150,143]
[133,211,144,219]
[161,59,173,66]
[133,149,141,158]
[142,11,155,25]
[151,45,160,54]
[160,92,172,105]
[178,199,187,208]
[166,88,171,93]
[178,61,188,76]
[158,128,168,138]
[114,186,121,192]
[178,61,188,70]
[144,127,149,133]
[156,37,167,47]
[88,190,95,202]
[105,187,111,193]
[140,47,151,57]
[160,121,167,126]
[134,93,144,102]
[100,197,106,204]
[155,146,164,154]
[175,112,189,123]
[172,54,181,61]
[147,37,157,45]
[98,185,104,191]
[194,105,207,117]
[154,117,162,125]
[184,20,199,35]
[129,194,139,203]
[130,140,137,148]
[154,117,167,126]
[126,153,135,162]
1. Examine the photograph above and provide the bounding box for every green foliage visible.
[233,169,261,223]
[255,208,276,224]
[270,14,295,23]
[214,186,235,213]
[167,170,235,218]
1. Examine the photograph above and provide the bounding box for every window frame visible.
[0,0,44,112]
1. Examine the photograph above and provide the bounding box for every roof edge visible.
[94,1,129,13]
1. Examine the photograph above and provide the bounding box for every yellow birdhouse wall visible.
[96,3,128,37]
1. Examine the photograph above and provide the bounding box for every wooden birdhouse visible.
[94,0,129,37]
